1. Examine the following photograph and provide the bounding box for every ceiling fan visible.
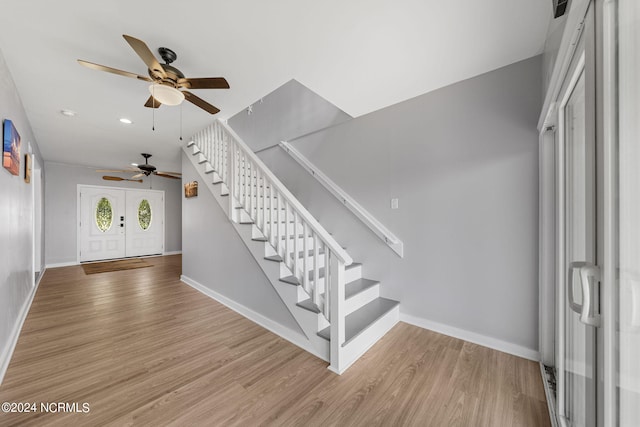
[98,153,181,182]
[78,34,229,114]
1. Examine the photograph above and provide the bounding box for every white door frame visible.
[539,1,620,425]
[31,154,42,286]
[77,184,165,263]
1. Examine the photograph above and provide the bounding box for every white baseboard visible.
[400,312,540,361]
[46,261,78,269]
[0,272,44,385]
[180,275,325,361]
[163,251,182,256]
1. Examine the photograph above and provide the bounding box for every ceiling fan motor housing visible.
[139,153,156,175]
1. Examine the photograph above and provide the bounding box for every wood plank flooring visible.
[0,255,550,426]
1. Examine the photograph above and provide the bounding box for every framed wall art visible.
[3,119,21,176]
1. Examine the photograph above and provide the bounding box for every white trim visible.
[180,275,327,361]
[601,2,617,425]
[279,141,404,258]
[46,261,79,268]
[162,251,182,256]
[400,312,540,361]
[0,268,45,385]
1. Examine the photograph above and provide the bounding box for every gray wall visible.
[228,79,352,152]
[45,162,182,265]
[253,56,542,352]
[0,47,44,375]
[181,152,303,333]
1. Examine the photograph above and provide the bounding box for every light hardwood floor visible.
[0,255,550,426]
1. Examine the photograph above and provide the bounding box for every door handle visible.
[568,262,601,327]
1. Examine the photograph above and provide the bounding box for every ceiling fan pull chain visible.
[152,85,155,131]
[179,103,183,141]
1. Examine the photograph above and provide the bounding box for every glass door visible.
[560,67,598,427]
[556,5,599,425]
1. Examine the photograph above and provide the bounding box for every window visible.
[95,197,113,232]
[138,199,152,230]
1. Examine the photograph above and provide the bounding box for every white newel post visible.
[329,255,346,373]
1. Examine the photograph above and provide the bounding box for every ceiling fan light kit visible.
[149,84,184,106]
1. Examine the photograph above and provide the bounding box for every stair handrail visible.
[218,120,353,266]
[279,140,404,258]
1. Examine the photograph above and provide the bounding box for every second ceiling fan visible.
[78,34,229,114]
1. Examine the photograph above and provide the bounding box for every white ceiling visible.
[0,0,551,173]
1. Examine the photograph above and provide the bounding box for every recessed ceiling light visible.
[61,109,77,117]
[119,118,133,124]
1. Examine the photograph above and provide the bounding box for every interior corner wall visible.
[180,152,303,333]
[228,79,352,152]
[0,47,45,380]
[44,162,182,266]
[253,55,543,354]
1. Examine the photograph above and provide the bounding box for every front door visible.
[79,186,164,262]
[125,190,164,257]
[79,186,126,262]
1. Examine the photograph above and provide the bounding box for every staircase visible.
[183,120,399,374]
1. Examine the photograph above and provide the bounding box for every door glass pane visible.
[95,197,113,232]
[618,1,640,425]
[138,199,151,231]
[563,70,597,426]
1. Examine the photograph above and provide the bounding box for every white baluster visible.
[323,244,330,315]
[293,211,300,281]
[275,192,281,258]
[313,234,319,304]
[285,202,291,270]
[263,176,268,237]
[303,222,309,294]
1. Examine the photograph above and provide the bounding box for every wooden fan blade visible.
[177,77,230,90]
[144,96,162,108]
[103,175,143,183]
[78,60,153,82]
[122,34,166,78]
[155,172,181,179]
[183,91,220,115]
[131,173,145,179]
[156,171,181,176]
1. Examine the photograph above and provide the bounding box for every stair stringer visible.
[183,146,330,361]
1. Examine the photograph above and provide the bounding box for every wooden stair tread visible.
[317,297,399,345]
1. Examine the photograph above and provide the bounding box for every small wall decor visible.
[184,181,198,198]
[24,153,32,183]
[3,119,21,176]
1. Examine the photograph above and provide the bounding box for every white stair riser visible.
[192,145,201,155]
[345,283,380,315]
[332,304,399,374]
[204,162,214,173]
[197,153,207,164]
